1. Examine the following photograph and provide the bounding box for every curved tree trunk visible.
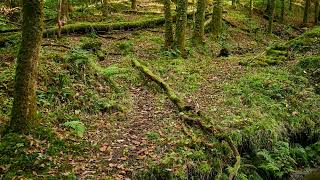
[267,0,275,35]
[193,0,206,43]
[10,0,44,133]
[303,0,310,25]
[211,0,222,37]
[164,0,174,49]
[175,0,188,57]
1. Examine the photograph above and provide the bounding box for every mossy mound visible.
[296,56,320,94]
[287,27,320,54]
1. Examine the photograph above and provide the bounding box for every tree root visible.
[132,58,187,111]
[132,58,241,178]
[224,136,241,180]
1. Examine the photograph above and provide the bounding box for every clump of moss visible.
[81,38,102,52]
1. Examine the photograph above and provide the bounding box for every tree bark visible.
[9,0,44,133]
[193,0,206,43]
[102,0,110,17]
[303,0,310,25]
[315,0,319,25]
[280,0,285,22]
[289,0,293,11]
[61,0,69,23]
[164,0,174,49]
[267,0,275,35]
[249,0,253,18]
[131,0,137,10]
[175,0,188,57]
[211,0,222,37]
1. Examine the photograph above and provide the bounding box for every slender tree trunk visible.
[61,0,69,22]
[303,0,310,25]
[267,0,275,35]
[249,0,253,18]
[102,0,110,17]
[175,0,188,57]
[9,0,44,133]
[315,0,319,25]
[131,0,137,10]
[280,0,285,22]
[193,0,206,43]
[266,0,271,13]
[164,0,174,49]
[211,0,222,37]
[289,0,293,11]
[232,0,236,7]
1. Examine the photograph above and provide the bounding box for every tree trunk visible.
[9,0,44,133]
[193,0,206,43]
[267,0,275,35]
[164,0,174,49]
[61,0,69,23]
[175,0,188,57]
[232,0,236,7]
[102,0,110,17]
[131,0,137,10]
[289,0,293,11]
[303,0,310,25]
[280,0,285,22]
[249,0,253,18]
[211,0,222,37]
[266,0,270,13]
[315,0,319,25]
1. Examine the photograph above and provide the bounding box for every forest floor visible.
[0,1,320,179]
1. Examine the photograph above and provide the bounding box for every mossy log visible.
[132,58,186,111]
[43,18,166,37]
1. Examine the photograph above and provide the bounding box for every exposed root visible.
[181,124,219,149]
[132,58,241,178]
[180,113,218,134]
[225,136,241,180]
[132,58,187,111]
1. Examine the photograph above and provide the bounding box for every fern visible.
[63,121,86,137]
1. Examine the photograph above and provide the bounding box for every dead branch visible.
[42,43,71,49]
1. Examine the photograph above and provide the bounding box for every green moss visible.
[80,38,102,52]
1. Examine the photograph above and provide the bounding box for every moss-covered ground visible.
[0,0,319,179]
